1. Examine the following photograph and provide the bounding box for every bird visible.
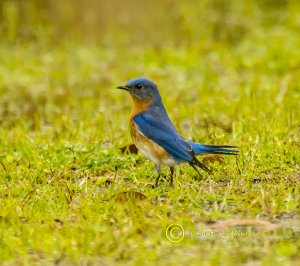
[117,78,238,186]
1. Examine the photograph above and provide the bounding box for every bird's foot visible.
[168,175,175,187]
[151,174,170,187]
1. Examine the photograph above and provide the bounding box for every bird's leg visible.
[189,163,203,180]
[155,165,161,187]
[169,166,175,186]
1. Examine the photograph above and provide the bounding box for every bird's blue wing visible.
[133,112,195,162]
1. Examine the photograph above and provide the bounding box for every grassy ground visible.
[0,1,300,265]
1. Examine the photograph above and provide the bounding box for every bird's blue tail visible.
[189,142,239,156]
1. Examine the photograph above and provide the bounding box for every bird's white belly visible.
[134,138,178,167]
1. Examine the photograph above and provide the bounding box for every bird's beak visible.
[116,85,129,91]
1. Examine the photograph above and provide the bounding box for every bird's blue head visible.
[117,78,161,101]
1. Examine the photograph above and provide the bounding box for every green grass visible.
[0,2,300,265]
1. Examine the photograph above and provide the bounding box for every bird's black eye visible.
[136,84,143,89]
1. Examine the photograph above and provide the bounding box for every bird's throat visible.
[130,97,153,118]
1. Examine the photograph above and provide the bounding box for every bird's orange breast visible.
[128,96,177,166]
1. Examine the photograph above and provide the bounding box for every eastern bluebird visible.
[117,78,238,186]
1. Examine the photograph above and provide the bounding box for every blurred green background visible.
[1,0,300,46]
